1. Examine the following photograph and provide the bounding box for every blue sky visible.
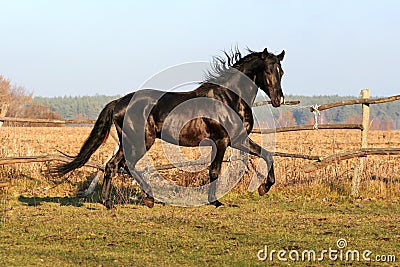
[1,0,399,97]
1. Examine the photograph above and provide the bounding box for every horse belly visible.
[159,117,211,147]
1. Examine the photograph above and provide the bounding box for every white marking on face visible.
[280,96,284,105]
[276,66,280,74]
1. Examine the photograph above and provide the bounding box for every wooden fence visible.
[1,91,399,196]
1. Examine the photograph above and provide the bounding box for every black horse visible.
[53,48,285,209]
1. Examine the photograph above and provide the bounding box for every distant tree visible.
[344,114,362,124]
[370,118,383,130]
[381,120,393,130]
[0,75,62,126]
[0,75,12,104]
[275,109,297,127]
[72,113,90,121]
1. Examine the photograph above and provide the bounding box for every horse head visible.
[243,48,285,107]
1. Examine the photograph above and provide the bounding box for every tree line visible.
[34,95,120,121]
[35,94,399,130]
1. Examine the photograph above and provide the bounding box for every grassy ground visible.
[1,189,399,266]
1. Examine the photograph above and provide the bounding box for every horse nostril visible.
[280,96,285,105]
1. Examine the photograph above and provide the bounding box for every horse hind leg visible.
[208,139,229,207]
[101,148,124,209]
[111,155,155,208]
[135,163,155,208]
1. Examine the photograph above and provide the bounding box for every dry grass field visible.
[1,126,399,266]
[1,126,399,201]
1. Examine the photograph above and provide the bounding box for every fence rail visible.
[253,124,363,134]
[0,117,96,125]
[303,148,400,173]
[313,94,400,112]
[0,154,104,171]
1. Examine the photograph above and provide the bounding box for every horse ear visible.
[277,50,285,61]
[261,48,269,59]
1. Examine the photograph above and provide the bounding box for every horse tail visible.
[53,100,118,176]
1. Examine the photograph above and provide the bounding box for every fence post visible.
[0,103,9,130]
[351,89,370,197]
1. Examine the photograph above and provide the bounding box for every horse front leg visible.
[257,163,275,196]
[233,138,275,196]
[208,139,229,207]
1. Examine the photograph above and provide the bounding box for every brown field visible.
[1,126,399,201]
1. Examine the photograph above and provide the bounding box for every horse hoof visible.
[210,200,224,208]
[142,195,155,208]
[258,183,271,196]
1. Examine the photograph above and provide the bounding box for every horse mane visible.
[203,47,261,84]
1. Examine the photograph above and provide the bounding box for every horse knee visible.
[263,153,274,167]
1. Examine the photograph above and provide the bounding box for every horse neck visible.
[227,68,259,106]
[205,63,259,106]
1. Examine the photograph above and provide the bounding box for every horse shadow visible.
[18,195,87,207]
[18,189,147,208]
[17,173,147,208]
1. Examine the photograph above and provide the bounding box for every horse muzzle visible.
[271,96,284,107]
